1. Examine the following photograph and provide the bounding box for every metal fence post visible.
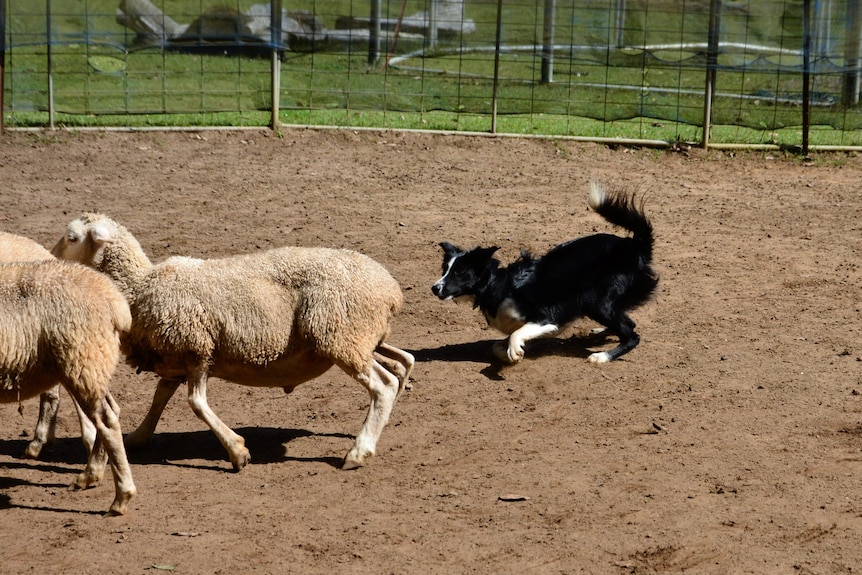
[843,0,861,105]
[428,0,438,51]
[702,0,721,148]
[491,0,503,133]
[1,0,5,132]
[541,0,555,84]
[803,0,811,155]
[271,0,282,130]
[614,0,626,48]
[369,0,381,65]
[47,0,54,129]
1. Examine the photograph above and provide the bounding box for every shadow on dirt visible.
[409,332,610,364]
[0,464,104,515]
[0,460,81,482]
[409,332,613,380]
[0,438,90,466]
[124,426,350,470]
[0,495,104,515]
[0,426,352,472]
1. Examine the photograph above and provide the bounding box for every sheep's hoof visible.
[124,429,151,449]
[70,471,101,491]
[107,489,136,516]
[341,457,363,471]
[20,441,45,460]
[230,449,251,472]
[342,448,370,470]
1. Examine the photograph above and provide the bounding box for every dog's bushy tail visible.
[588,182,654,260]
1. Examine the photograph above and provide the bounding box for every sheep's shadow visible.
[1,425,354,472]
[0,462,105,515]
[125,426,350,471]
[0,438,90,467]
[0,459,81,482]
[408,332,609,379]
[0,493,104,515]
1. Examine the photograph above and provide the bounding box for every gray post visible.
[1,0,6,132]
[271,0,282,130]
[702,0,721,148]
[428,0,438,51]
[843,0,861,105]
[541,0,555,84]
[491,0,503,133]
[814,0,832,61]
[369,0,381,65]
[47,0,54,129]
[803,0,811,155]
[614,0,626,48]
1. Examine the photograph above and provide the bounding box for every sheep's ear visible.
[89,223,115,246]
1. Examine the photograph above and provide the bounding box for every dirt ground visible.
[0,128,860,574]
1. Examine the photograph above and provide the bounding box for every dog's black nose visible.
[431,283,443,297]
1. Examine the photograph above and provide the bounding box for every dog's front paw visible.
[508,343,525,363]
[588,351,611,364]
[493,340,522,364]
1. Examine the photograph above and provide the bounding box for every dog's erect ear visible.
[439,241,461,255]
[475,246,500,261]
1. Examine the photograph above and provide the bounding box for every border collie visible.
[431,183,658,364]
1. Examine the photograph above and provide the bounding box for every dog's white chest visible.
[483,299,525,335]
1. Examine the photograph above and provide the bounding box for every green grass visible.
[4,0,862,147]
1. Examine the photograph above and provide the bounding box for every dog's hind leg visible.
[587,313,640,363]
[493,323,561,364]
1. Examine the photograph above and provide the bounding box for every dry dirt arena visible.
[0,128,861,575]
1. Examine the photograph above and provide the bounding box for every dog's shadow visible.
[408,331,611,380]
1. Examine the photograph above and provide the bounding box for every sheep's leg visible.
[343,359,400,470]
[71,390,120,488]
[71,390,122,489]
[21,386,61,459]
[125,377,182,448]
[373,342,415,394]
[71,430,107,490]
[24,386,98,461]
[185,365,250,471]
[66,390,136,515]
[72,394,98,455]
[92,396,136,515]
[96,395,136,516]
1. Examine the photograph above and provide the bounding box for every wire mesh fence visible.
[3,0,862,149]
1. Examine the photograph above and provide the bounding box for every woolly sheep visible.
[0,231,96,460]
[52,213,415,471]
[0,258,136,515]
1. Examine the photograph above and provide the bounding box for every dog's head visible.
[431,241,500,302]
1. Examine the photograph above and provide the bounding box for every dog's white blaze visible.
[432,253,459,298]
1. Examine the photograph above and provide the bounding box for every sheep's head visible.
[51,213,117,268]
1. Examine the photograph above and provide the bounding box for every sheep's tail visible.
[588,182,654,261]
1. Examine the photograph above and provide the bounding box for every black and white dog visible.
[431,183,658,364]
